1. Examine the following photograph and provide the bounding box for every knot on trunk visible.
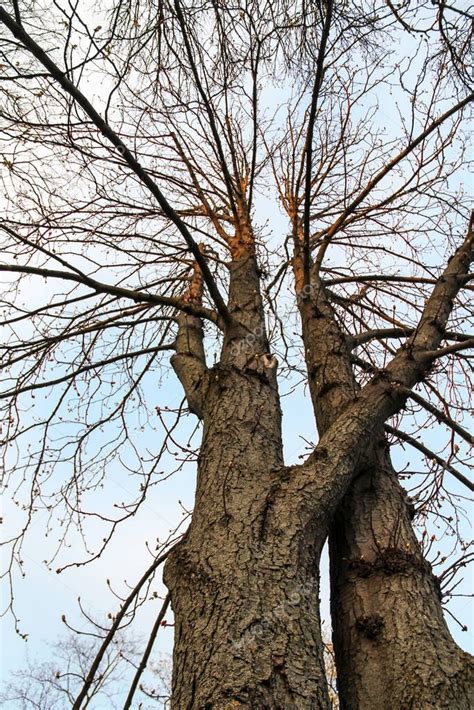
[346,546,431,578]
[163,538,216,596]
[355,614,384,640]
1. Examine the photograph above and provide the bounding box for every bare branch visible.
[385,424,473,492]
[72,548,174,710]
[0,263,219,324]
[314,92,473,273]
[418,337,474,361]
[0,6,232,325]
[301,0,333,286]
[123,593,171,710]
[404,388,474,447]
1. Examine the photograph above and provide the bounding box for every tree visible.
[0,1,472,707]
[0,628,172,708]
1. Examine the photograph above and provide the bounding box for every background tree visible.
[0,628,173,708]
[0,1,472,708]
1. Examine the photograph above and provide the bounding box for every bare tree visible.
[0,1,472,707]
[0,628,172,708]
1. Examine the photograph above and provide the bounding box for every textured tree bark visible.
[330,451,474,710]
[164,367,332,708]
[164,222,472,708]
[1,6,471,707]
[165,242,333,708]
[295,227,474,708]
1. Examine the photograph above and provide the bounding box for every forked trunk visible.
[294,229,474,709]
[164,226,473,708]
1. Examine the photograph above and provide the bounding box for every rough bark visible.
[1,7,472,708]
[163,223,473,708]
[330,451,474,710]
[165,231,333,708]
[163,367,332,708]
[294,225,474,708]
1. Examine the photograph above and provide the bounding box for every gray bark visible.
[330,452,474,709]
[163,217,474,708]
[165,242,332,707]
[295,228,474,708]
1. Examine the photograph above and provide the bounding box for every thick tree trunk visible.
[164,223,472,708]
[330,450,474,709]
[166,242,334,707]
[294,229,474,708]
[164,359,332,708]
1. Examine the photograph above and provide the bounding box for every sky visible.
[0,1,472,706]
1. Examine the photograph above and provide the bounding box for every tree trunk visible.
[330,450,474,709]
[166,241,334,707]
[164,362,332,709]
[294,230,474,708]
[164,223,473,708]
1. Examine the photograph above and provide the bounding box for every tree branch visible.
[173,0,239,220]
[351,351,473,446]
[72,547,174,710]
[0,344,176,400]
[350,327,473,348]
[0,263,220,324]
[0,7,232,325]
[418,337,474,361]
[123,593,171,710]
[385,424,473,492]
[314,93,473,274]
[302,0,333,286]
[170,255,208,417]
[404,388,474,446]
[324,273,474,287]
[287,220,473,520]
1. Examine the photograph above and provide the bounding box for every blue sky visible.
[0,3,472,703]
